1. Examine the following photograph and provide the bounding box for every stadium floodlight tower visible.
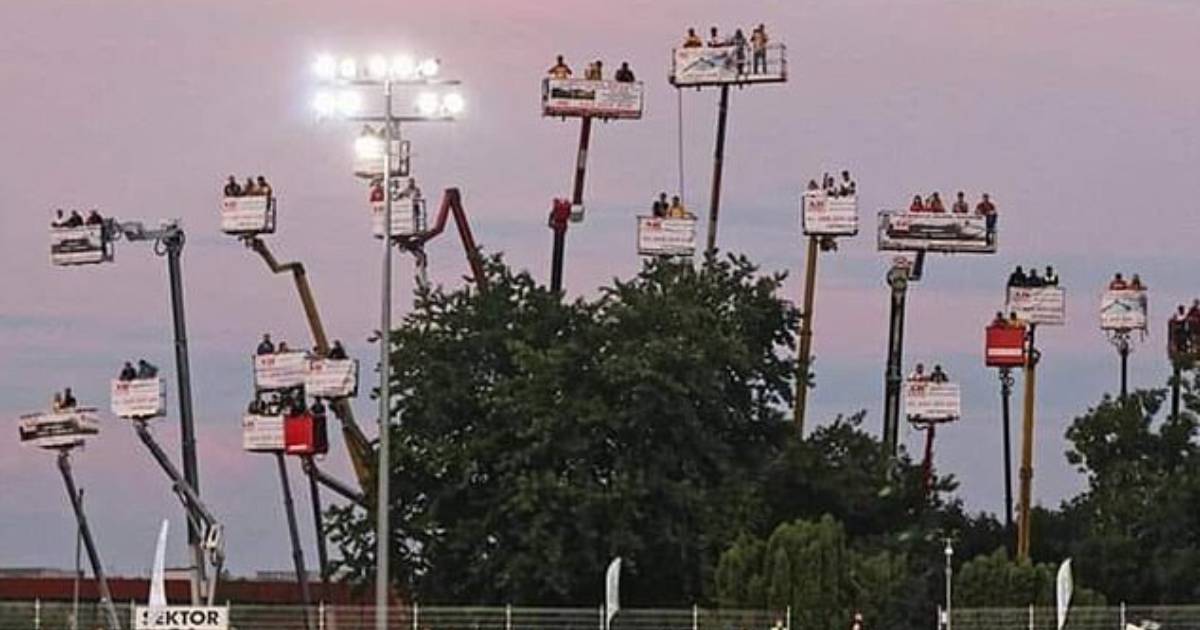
[311,51,464,630]
[48,214,209,604]
[109,370,226,605]
[1002,269,1066,561]
[793,175,859,434]
[17,399,121,630]
[669,26,787,256]
[542,55,645,293]
[876,192,999,455]
[1099,273,1148,401]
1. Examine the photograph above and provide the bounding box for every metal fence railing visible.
[953,606,1200,630]
[0,602,786,630]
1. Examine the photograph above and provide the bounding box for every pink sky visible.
[2,0,1200,578]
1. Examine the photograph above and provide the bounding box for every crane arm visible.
[400,188,489,292]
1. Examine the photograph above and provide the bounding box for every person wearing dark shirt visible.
[137,359,158,379]
[1043,266,1059,287]
[909,195,925,213]
[310,399,326,416]
[652,192,668,218]
[731,29,747,74]
[224,176,242,197]
[85,209,103,225]
[256,333,275,355]
[952,191,969,214]
[61,387,77,409]
[991,311,1008,327]
[1008,266,1027,288]
[1027,268,1044,287]
[1109,273,1127,290]
[52,209,66,227]
[838,170,856,197]
[683,28,703,48]
[277,341,290,354]
[65,210,84,227]
[119,362,137,381]
[930,365,949,383]
[328,340,348,360]
[614,62,636,83]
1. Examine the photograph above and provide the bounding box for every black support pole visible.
[999,367,1015,558]
[705,85,730,257]
[277,453,313,630]
[59,451,121,630]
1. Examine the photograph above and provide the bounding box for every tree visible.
[327,254,799,605]
[955,548,1105,607]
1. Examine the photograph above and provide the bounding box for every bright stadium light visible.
[416,92,440,117]
[390,55,416,79]
[313,91,337,117]
[339,57,358,80]
[367,55,388,80]
[442,92,465,115]
[336,90,363,116]
[314,54,337,81]
[417,58,440,78]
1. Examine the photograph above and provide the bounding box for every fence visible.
[953,606,1200,630]
[0,602,787,630]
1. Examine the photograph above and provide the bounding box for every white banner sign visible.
[220,197,274,234]
[637,216,696,256]
[18,409,101,448]
[242,414,285,452]
[903,381,961,422]
[50,226,109,265]
[305,359,358,398]
[371,200,422,238]
[111,378,167,419]
[671,46,785,86]
[543,79,644,119]
[1100,289,1147,331]
[253,352,308,390]
[1007,286,1067,326]
[877,211,995,253]
[801,191,858,236]
[134,606,229,630]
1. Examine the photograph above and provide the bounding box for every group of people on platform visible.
[908,191,995,217]
[1006,265,1059,289]
[1107,272,1145,291]
[117,359,159,381]
[50,387,78,412]
[908,363,950,383]
[1168,301,1200,358]
[991,310,1028,330]
[51,208,104,228]
[255,333,348,360]
[547,56,637,83]
[370,177,422,205]
[680,24,772,75]
[806,171,856,198]
[223,175,272,198]
[650,192,695,219]
[246,389,325,419]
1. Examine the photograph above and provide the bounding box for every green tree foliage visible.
[328,254,798,604]
[955,548,1104,607]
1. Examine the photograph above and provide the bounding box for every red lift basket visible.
[985,324,1026,368]
[284,412,328,456]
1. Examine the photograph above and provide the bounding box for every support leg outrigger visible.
[58,451,121,630]
[132,421,224,605]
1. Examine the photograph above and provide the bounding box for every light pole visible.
[944,538,954,630]
[312,52,463,630]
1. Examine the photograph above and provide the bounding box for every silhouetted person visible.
[992,311,1007,327]
[547,54,572,78]
[652,192,668,218]
[328,340,348,360]
[614,62,635,83]
[85,209,103,225]
[370,180,384,203]
[61,388,77,409]
[256,333,275,355]
[928,192,945,213]
[244,177,258,196]
[224,176,241,197]
[667,195,689,218]
[838,170,856,196]
[52,209,66,227]
[908,363,927,381]
[136,359,158,379]
[1027,268,1044,287]
[1008,266,1027,288]
[707,26,724,47]
[683,28,703,48]
[65,210,84,228]
[909,195,925,213]
[584,60,602,80]
[277,341,290,354]
[731,29,747,74]
[1043,266,1058,286]
[1130,274,1145,290]
[931,365,948,383]
[310,399,326,416]
[119,362,137,381]
[1109,273,1127,290]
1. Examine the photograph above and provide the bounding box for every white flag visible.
[605,557,622,630]
[1056,558,1073,630]
[149,519,169,606]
